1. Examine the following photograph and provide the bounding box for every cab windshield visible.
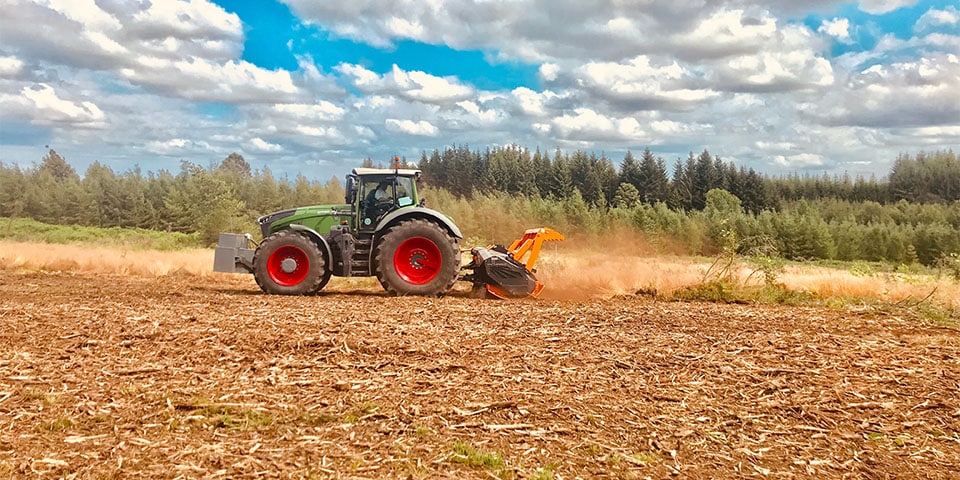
[358,175,416,228]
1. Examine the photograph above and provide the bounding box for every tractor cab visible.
[345,167,420,231]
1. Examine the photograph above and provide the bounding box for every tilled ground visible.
[1,271,958,479]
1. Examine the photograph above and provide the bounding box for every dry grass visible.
[1,239,957,309]
[0,240,212,277]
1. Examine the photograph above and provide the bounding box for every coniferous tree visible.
[669,154,696,211]
[619,150,642,190]
[692,149,719,210]
[516,147,539,197]
[219,152,252,177]
[548,150,574,199]
[593,153,620,207]
[638,147,670,204]
[0,163,27,217]
[82,162,122,227]
[613,183,641,208]
[531,148,552,197]
[38,149,78,181]
[889,150,959,203]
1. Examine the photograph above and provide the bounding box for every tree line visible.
[0,147,957,267]
[419,146,958,267]
[0,151,343,242]
[418,146,959,210]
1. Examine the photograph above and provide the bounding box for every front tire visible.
[375,219,460,296]
[253,230,328,295]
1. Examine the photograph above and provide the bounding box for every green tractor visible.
[214,166,563,297]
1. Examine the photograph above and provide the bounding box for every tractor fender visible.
[375,207,463,239]
[287,224,334,265]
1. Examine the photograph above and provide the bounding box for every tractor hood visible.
[258,204,351,238]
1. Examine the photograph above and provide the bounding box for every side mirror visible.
[345,175,357,204]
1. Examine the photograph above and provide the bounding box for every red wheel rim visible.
[267,245,309,286]
[393,237,442,285]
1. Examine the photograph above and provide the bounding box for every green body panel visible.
[261,204,354,237]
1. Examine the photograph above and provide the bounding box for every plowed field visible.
[1,268,959,479]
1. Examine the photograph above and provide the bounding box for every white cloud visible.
[0,56,25,76]
[713,24,835,91]
[247,137,283,153]
[456,100,499,123]
[17,83,105,127]
[650,120,684,135]
[353,125,376,140]
[819,18,852,43]
[773,153,826,168]
[131,0,242,39]
[273,102,345,121]
[337,63,472,104]
[353,95,397,110]
[576,55,719,109]
[41,0,122,31]
[120,57,300,102]
[539,63,559,82]
[0,0,301,103]
[858,0,918,15]
[903,125,960,137]
[385,17,424,39]
[681,9,779,57]
[295,125,330,137]
[384,118,439,136]
[915,6,960,32]
[146,138,190,155]
[805,53,960,128]
[511,87,558,117]
[550,108,646,142]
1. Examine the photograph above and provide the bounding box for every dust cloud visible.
[535,243,959,308]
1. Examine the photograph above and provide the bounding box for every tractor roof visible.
[351,167,421,177]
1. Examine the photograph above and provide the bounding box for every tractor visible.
[213,166,562,297]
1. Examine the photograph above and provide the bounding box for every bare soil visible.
[1,270,958,479]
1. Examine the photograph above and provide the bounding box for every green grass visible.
[0,217,202,250]
[450,441,514,478]
[37,417,73,432]
[631,452,658,464]
[194,406,275,430]
[531,461,560,480]
[21,387,59,405]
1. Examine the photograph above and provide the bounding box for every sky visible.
[0,0,958,182]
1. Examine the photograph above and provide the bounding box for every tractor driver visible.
[363,179,394,224]
[366,180,394,204]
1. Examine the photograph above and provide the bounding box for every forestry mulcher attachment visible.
[214,166,563,298]
[464,227,564,299]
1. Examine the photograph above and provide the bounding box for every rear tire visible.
[253,230,328,295]
[375,219,460,296]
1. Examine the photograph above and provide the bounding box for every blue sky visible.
[215,0,540,91]
[0,0,957,181]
